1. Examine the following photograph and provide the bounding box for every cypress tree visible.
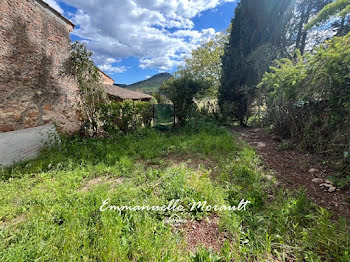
[219,0,293,126]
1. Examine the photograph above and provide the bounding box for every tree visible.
[176,32,228,97]
[288,0,331,55]
[160,75,209,124]
[219,0,293,126]
[65,42,107,136]
[258,33,350,174]
[305,0,350,30]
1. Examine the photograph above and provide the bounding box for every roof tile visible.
[104,85,153,100]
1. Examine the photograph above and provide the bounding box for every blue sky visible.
[45,0,237,84]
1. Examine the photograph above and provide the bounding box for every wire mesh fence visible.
[153,103,175,129]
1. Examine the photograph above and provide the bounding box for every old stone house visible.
[0,0,80,133]
[99,69,115,86]
[0,0,155,166]
[98,69,153,102]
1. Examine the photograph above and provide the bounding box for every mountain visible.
[115,73,172,94]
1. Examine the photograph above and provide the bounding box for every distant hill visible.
[115,73,172,94]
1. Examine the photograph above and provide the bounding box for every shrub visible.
[259,33,350,175]
[101,100,153,134]
[160,75,209,125]
[64,42,108,137]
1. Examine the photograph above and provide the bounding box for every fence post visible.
[132,100,136,130]
[153,103,155,127]
[173,104,176,128]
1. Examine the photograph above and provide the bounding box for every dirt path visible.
[231,127,350,220]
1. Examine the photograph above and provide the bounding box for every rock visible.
[325,180,333,185]
[312,178,323,184]
[328,186,336,193]
[256,142,267,149]
[319,183,333,188]
[265,175,273,180]
[309,168,318,174]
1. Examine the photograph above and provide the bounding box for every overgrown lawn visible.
[0,121,349,261]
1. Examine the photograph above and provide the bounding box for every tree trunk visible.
[295,2,306,51]
[300,2,313,55]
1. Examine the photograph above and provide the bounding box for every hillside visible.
[116,73,172,94]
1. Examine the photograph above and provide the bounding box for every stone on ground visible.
[312,178,323,184]
[256,142,267,149]
[328,186,336,193]
[309,168,318,174]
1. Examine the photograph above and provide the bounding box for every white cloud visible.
[61,0,235,70]
[139,56,182,70]
[98,64,126,74]
[43,0,64,14]
[146,75,151,79]
[97,56,126,74]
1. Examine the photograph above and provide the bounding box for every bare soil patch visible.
[143,153,217,171]
[80,176,124,192]
[231,127,350,219]
[177,215,227,253]
[0,213,26,229]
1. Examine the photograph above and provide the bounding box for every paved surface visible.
[0,124,58,167]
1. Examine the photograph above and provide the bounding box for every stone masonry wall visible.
[0,0,80,133]
[99,70,115,85]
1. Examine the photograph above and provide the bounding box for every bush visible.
[101,100,153,135]
[64,42,108,137]
[259,33,350,176]
[160,75,209,125]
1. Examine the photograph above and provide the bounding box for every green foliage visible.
[177,33,228,97]
[195,98,220,121]
[101,100,153,134]
[219,0,292,126]
[259,33,350,175]
[160,75,209,124]
[290,0,332,54]
[306,0,350,30]
[153,104,174,128]
[67,42,107,136]
[191,248,222,261]
[1,121,349,261]
[152,93,169,104]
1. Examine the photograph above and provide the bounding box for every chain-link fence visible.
[153,104,175,129]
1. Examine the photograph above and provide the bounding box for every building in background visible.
[98,69,153,102]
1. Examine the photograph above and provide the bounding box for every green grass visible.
[0,121,349,261]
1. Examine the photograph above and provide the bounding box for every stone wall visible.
[0,0,80,133]
[99,69,115,85]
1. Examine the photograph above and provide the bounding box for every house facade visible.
[99,69,115,86]
[0,0,80,133]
